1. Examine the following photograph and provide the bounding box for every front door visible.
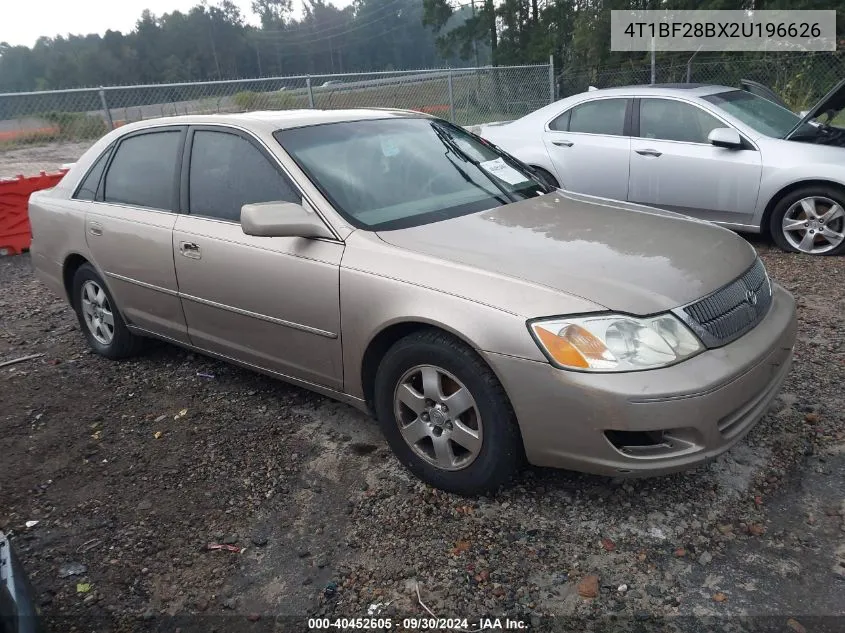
[627,98,762,225]
[173,126,344,389]
[542,97,631,200]
[85,126,190,343]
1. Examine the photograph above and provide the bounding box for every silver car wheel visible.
[782,196,845,254]
[393,364,483,471]
[80,280,115,345]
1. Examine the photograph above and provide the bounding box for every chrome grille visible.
[679,259,772,348]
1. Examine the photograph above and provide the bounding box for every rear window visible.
[567,99,628,136]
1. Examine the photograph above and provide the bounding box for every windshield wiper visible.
[438,121,553,194]
[430,122,518,202]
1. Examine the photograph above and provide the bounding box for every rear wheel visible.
[770,186,845,255]
[373,329,522,495]
[72,264,144,359]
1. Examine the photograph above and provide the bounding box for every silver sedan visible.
[474,80,845,256]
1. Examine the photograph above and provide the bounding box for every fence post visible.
[98,87,114,130]
[650,38,656,84]
[306,76,315,109]
[447,69,455,122]
[686,45,703,83]
[548,54,555,103]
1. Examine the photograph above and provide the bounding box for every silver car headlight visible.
[529,313,704,372]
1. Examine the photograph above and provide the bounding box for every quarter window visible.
[639,99,724,144]
[103,131,182,210]
[566,99,628,136]
[549,109,570,131]
[188,130,300,222]
[74,146,111,201]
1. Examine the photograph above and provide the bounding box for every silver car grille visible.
[677,258,772,348]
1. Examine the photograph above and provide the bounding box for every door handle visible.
[179,241,201,259]
[552,140,574,147]
[88,222,103,236]
[635,149,662,157]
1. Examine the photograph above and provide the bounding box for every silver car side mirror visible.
[241,201,334,239]
[708,127,743,149]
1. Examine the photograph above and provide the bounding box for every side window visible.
[74,147,111,201]
[567,99,628,136]
[103,131,182,210]
[189,130,300,222]
[639,99,724,144]
[549,109,571,131]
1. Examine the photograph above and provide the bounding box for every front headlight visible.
[529,313,703,372]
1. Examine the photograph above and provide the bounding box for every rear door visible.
[172,126,344,389]
[627,97,762,225]
[541,97,631,200]
[84,126,190,343]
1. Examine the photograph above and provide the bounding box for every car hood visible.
[786,78,845,139]
[375,191,756,315]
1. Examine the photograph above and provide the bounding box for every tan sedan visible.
[29,109,797,495]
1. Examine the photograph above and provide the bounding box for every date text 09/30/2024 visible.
[307,617,528,630]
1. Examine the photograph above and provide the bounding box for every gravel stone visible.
[1,243,844,626]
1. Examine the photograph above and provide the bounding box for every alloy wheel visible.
[393,364,483,471]
[80,280,115,345]
[782,196,845,254]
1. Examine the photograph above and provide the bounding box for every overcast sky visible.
[2,0,352,48]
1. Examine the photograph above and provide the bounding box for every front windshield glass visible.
[275,117,550,230]
[702,90,800,138]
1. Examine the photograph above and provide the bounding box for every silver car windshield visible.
[275,117,550,230]
[702,90,800,138]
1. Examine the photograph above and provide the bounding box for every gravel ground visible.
[1,242,844,632]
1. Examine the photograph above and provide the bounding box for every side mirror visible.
[708,127,743,149]
[241,201,334,239]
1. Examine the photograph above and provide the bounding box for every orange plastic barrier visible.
[0,170,68,256]
[0,127,60,143]
[416,104,451,115]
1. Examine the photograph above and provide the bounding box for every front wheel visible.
[373,329,523,496]
[770,187,845,255]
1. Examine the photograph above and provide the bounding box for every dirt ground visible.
[1,242,844,633]
[0,142,92,178]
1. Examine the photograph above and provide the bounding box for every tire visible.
[530,166,560,189]
[72,263,144,359]
[769,185,845,255]
[373,329,523,495]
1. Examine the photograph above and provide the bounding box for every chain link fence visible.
[0,64,553,167]
[558,51,845,112]
[13,51,840,173]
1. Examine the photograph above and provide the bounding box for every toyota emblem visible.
[745,289,758,306]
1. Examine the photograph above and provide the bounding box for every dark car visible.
[0,532,43,633]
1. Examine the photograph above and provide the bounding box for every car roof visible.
[116,108,431,136]
[573,84,736,98]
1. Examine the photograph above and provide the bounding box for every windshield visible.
[702,90,800,138]
[275,117,550,230]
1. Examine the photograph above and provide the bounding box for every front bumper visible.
[486,283,797,476]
